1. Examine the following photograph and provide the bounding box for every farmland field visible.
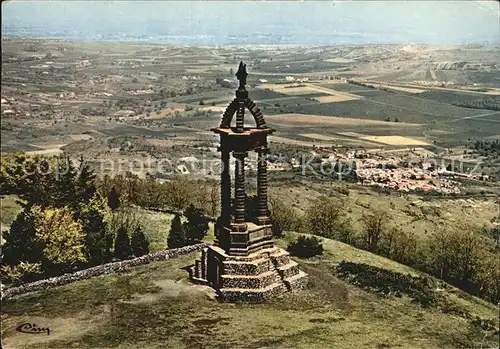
[368,94,486,119]
[359,135,430,146]
[266,113,422,127]
[351,90,395,98]
[417,90,497,105]
[317,83,373,93]
[300,133,338,141]
[247,88,289,101]
[253,59,347,73]
[293,99,426,122]
[313,95,359,103]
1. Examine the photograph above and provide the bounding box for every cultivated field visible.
[266,113,422,127]
[359,135,431,146]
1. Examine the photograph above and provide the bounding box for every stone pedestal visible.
[191,245,308,301]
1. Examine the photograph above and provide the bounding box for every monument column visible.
[220,147,231,226]
[233,151,248,227]
[256,147,270,224]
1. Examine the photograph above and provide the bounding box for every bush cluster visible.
[287,235,324,258]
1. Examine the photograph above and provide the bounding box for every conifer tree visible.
[114,226,132,260]
[131,225,150,257]
[54,155,77,208]
[107,186,121,211]
[167,214,186,248]
[80,195,113,265]
[2,208,42,266]
[183,204,209,244]
[75,155,97,207]
[21,155,57,208]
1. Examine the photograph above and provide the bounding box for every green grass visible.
[0,195,22,233]
[134,208,215,251]
[2,234,498,349]
[134,209,174,252]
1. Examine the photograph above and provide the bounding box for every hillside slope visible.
[2,234,498,349]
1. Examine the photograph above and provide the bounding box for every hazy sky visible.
[2,1,499,45]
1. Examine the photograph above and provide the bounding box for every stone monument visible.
[190,62,308,301]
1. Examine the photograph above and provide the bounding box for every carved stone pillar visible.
[233,151,247,227]
[220,149,231,226]
[256,148,270,225]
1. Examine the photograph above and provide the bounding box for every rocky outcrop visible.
[1,243,209,300]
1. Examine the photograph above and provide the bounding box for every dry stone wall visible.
[1,243,209,300]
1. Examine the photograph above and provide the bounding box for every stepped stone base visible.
[190,244,308,301]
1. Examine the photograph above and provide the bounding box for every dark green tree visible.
[20,157,56,208]
[2,209,43,266]
[107,186,121,211]
[75,155,97,208]
[167,214,186,248]
[114,226,132,260]
[54,156,77,208]
[81,197,113,265]
[131,225,150,257]
[183,204,209,244]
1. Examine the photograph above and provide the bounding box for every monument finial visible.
[235,61,248,90]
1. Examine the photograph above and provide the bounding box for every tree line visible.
[0,154,150,285]
[453,97,500,111]
[472,139,500,157]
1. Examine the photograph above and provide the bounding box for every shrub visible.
[33,206,87,274]
[382,227,418,265]
[0,261,42,285]
[114,226,132,260]
[269,196,297,237]
[164,176,193,210]
[107,186,120,211]
[131,225,150,257]
[360,209,391,253]
[426,225,483,294]
[168,214,186,248]
[301,197,353,242]
[183,204,209,244]
[287,235,324,258]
